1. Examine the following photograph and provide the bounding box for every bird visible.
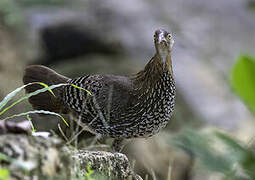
[23,29,176,151]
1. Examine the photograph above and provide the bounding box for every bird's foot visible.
[88,134,102,148]
[112,138,124,152]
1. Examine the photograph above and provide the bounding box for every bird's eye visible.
[167,34,172,40]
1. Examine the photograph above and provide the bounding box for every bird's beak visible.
[158,34,167,46]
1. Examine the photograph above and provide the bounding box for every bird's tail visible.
[23,65,70,113]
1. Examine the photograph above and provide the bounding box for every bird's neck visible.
[133,53,174,91]
[164,52,173,77]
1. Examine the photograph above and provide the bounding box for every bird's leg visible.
[112,138,124,152]
[89,134,103,148]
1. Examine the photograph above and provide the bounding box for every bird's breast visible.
[108,73,176,138]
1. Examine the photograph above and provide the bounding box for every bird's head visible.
[154,29,174,63]
[133,29,175,86]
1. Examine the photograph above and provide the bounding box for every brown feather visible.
[23,65,70,113]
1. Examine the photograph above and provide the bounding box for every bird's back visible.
[62,69,175,138]
[62,74,136,134]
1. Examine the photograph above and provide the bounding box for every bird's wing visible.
[63,74,134,125]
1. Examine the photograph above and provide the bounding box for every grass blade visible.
[26,114,36,132]
[0,83,32,110]
[0,83,67,116]
[0,82,57,110]
[3,110,69,127]
[71,84,92,95]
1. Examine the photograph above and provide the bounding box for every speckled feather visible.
[24,29,176,140]
[62,55,175,138]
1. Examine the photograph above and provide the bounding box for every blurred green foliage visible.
[173,129,255,179]
[0,0,24,27]
[0,168,10,180]
[248,1,255,12]
[0,0,67,27]
[231,55,255,113]
[172,55,255,179]
[17,0,67,6]
[173,129,232,174]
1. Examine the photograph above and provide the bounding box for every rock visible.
[73,150,142,180]
[0,134,70,180]
[0,120,31,134]
[0,134,142,180]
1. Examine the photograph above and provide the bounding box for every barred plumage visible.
[23,29,176,151]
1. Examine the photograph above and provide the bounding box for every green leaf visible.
[0,152,12,163]
[3,110,69,127]
[0,168,10,180]
[230,55,255,113]
[84,164,95,180]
